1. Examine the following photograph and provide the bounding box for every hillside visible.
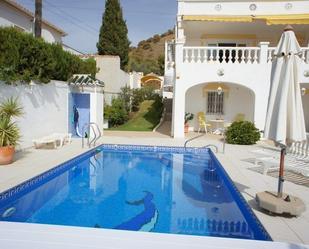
[127,29,174,76]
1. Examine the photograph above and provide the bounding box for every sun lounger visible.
[33,133,72,149]
[251,140,309,176]
[254,156,309,176]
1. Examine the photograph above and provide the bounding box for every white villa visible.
[0,0,83,55]
[165,0,309,138]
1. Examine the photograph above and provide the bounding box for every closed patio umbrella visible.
[257,26,306,215]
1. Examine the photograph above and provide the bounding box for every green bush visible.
[104,98,128,127]
[226,121,260,145]
[0,27,96,84]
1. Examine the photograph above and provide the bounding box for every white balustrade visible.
[301,48,309,64]
[183,47,260,64]
[267,48,276,63]
[177,45,308,65]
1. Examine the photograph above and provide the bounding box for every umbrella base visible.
[256,191,306,216]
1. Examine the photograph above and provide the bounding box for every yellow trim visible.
[255,14,309,25]
[201,34,257,40]
[183,15,253,22]
[183,14,309,25]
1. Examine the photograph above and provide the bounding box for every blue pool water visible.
[0,145,271,240]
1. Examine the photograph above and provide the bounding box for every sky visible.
[15,0,177,54]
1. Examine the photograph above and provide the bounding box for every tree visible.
[97,0,130,70]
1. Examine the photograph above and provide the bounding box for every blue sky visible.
[15,0,177,53]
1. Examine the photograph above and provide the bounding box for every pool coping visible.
[0,143,271,241]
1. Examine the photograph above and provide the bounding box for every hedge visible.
[0,27,96,84]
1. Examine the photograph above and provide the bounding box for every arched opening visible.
[185,82,255,132]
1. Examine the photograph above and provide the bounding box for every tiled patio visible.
[0,132,308,246]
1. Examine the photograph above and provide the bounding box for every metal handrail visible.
[184,134,220,153]
[202,144,219,153]
[82,122,102,148]
[92,123,102,146]
[184,134,205,148]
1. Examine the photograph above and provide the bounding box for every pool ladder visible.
[184,133,224,153]
[82,122,102,148]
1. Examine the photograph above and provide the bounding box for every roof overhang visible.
[68,74,104,88]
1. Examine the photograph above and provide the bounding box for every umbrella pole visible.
[277,146,286,198]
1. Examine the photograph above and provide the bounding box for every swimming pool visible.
[0,145,271,241]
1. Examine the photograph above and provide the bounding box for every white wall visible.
[95,56,128,95]
[0,81,105,148]
[129,72,142,89]
[90,88,104,135]
[0,81,69,149]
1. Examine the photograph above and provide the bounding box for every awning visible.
[255,14,309,25]
[183,15,253,23]
[182,14,309,25]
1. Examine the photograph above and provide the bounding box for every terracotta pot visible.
[0,146,15,165]
[184,123,189,133]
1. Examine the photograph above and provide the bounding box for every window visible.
[207,92,224,115]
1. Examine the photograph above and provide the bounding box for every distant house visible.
[95,55,143,104]
[0,0,66,43]
[0,0,83,55]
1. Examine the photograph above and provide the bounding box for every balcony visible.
[165,42,309,85]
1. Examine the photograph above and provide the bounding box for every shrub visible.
[0,27,96,84]
[119,86,132,113]
[226,121,260,145]
[104,98,128,127]
[153,35,160,43]
[142,43,151,50]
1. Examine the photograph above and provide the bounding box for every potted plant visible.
[184,112,194,133]
[0,98,23,165]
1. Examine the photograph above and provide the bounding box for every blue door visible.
[69,93,90,138]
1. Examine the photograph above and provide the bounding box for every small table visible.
[210,119,225,135]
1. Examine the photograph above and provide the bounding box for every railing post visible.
[259,42,270,64]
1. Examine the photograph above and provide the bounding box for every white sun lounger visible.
[252,140,309,176]
[254,156,309,176]
[33,133,72,149]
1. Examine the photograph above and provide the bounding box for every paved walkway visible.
[0,132,308,245]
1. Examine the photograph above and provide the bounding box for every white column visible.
[172,31,185,138]
[172,81,185,138]
[259,42,270,64]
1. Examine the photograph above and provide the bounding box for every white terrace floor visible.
[0,131,309,248]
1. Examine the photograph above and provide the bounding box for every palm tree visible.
[0,98,23,147]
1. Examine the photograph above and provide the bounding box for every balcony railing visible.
[184,46,260,64]
[181,46,309,64]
